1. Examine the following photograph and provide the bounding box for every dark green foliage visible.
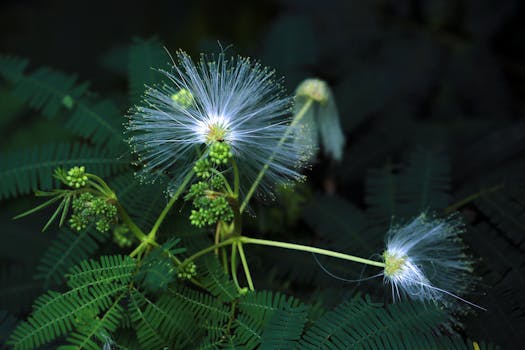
[7,255,135,350]
[34,227,108,288]
[0,265,42,315]
[0,311,17,345]
[365,161,400,229]
[110,172,166,232]
[2,3,523,347]
[201,256,239,302]
[474,187,525,249]
[238,290,303,328]
[260,305,308,349]
[0,143,126,200]
[299,295,450,350]
[64,99,124,148]
[134,238,186,293]
[0,55,122,148]
[399,148,451,214]
[128,37,167,104]
[0,55,88,119]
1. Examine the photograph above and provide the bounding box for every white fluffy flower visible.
[383,213,481,308]
[127,50,307,193]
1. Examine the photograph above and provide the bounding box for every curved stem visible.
[116,202,148,242]
[148,169,194,238]
[240,236,385,268]
[237,242,254,291]
[87,174,116,199]
[240,98,313,212]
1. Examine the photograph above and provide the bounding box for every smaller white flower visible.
[383,213,483,309]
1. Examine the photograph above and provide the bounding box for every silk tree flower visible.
[126,50,307,195]
[382,213,482,309]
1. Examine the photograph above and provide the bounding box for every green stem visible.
[240,98,314,213]
[240,236,386,268]
[87,180,108,197]
[148,169,195,239]
[237,242,254,291]
[116,203,148,242]
[231,242,241,290]
[87,174,115,198]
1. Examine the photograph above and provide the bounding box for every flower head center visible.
[383,250,408,277]
[206,123,228,143]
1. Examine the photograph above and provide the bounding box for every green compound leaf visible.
[0,143,127,200]
[299,295,455,350]
[34,227,109,288]
[260,304,309,350]
[7,255,135,350]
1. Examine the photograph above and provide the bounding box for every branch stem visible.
[240,236,386,268]
[237,243,254,291]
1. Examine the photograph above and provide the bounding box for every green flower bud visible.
[194,158,212,178]
[65,166,88,188]
[171,88,194,108]
[177,262,197,279]
[69,214,88,231]
[209,142,233,165]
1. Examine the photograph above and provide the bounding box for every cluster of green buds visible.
[177,262,197,280]
[171,88,194,108]
[54,166,89,189]
[70,193,117,233]
[209,142,233,165]
[185,143,235,228]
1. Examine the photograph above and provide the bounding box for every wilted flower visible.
[293,78,345,161]
[126,50,307,194]
[383,213,481,309]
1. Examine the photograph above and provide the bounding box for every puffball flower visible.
[126,50,307,194]
[383,213,480,308]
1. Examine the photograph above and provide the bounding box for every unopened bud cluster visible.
[185,144,234,228]
[64,166,88,188]
[177,262,197,279]
[70,193,117,233]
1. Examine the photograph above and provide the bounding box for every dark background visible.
[1,0,524,348]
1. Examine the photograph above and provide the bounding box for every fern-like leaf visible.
[0,55,88,118]
[474,187,525,248]
[34,227,108,288]
[0,143,127,200]
[201,255,239,302]
[299,295,452,350]
[58,296,125,350]
[238,290,303,323]
[0,55,123,147]
[232,312,264,349]
[260,305,308,350]
[7,256,134,350]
